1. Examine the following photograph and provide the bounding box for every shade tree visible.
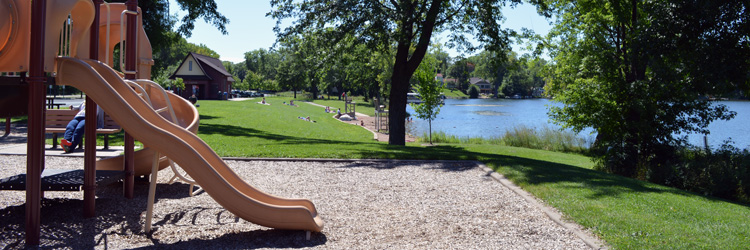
[270,0,522,145]
[540,0,750,178]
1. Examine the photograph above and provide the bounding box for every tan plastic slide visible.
[95,80,199,176]
[56,56,324,232]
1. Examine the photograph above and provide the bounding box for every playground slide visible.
[56,57,323,232]
[95,86,199,176]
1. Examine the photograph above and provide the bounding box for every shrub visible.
[664,144,750,203]
[468,85,480,98]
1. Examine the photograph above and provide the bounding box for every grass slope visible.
[197,98,376,158]
[441,88,469,99]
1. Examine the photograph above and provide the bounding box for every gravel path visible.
[0,155,596,249]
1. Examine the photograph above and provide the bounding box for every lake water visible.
[405,98,750,149]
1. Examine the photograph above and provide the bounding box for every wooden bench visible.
[46,109,122,150]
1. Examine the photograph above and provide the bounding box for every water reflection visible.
[472,111,508,116]
[454,104,506,107]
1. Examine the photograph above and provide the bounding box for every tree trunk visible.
[387,0,441,145]
[388,70,409,145]
[429,119,432,144]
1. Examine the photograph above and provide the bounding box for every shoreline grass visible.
[416,125,589,154]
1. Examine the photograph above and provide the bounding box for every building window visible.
[189,61,193,71]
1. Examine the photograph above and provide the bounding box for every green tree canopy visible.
[540,0,750,178]
[244,48,281,83]
[448,57,474,92]
[270,0,520,145]
[130,0,228,76]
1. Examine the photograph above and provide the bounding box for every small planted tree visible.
[172,77,185,92]
[410,56,442,144]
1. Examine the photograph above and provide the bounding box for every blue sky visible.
[169,1,552,63]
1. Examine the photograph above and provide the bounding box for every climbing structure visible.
[0,0,322,245]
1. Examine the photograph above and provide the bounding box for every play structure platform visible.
[0,0,323,245]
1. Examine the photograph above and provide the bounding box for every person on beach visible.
[61,103,103,153]
[335,108,342,118]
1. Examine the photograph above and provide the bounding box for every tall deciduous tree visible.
[269,0,519,145]
[448,57,474,93]
[276,32,327,99]
[540,0,750,178]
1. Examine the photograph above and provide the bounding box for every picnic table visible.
[46,97,64,109]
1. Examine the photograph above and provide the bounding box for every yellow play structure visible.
[0,0,322,245]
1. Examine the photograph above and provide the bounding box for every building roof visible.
[470,77,489,85]
[170,52,235,82]
[191,53,234,81]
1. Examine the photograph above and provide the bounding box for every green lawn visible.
[441,87,469,99]
[273,94,378,116]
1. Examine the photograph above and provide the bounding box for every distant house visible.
[435,73,444,84]
[470,77,492,94]
[531,87,545,98]
[169,52,234,100]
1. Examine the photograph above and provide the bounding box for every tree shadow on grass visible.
[478,153,744,204]
[198,114,220,121]
[198,123,370,146]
